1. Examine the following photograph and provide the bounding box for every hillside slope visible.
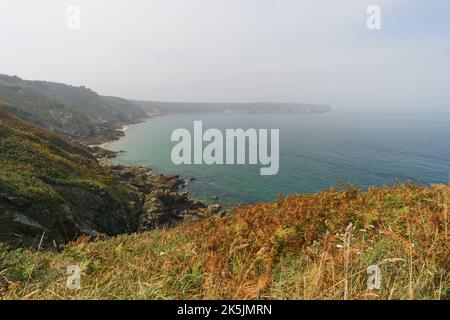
[1,183,448,299]
[0,74,147,143]
[0,105,140,247]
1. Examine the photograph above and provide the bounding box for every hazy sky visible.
[1,0,449,111]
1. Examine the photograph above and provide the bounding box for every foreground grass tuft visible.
[1,183,448,300]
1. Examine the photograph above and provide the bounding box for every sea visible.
[104,111,450,206]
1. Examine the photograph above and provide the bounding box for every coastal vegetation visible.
[1,182,448,299]
[0,105,139,247]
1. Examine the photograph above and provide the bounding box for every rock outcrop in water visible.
[100,162,223,232]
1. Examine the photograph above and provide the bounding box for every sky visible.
[0,0,449,112]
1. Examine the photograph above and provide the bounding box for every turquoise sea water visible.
[105,112,450,205]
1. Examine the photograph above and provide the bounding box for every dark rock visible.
[79,228,110,241]
[89,146,119,159]
[207,204,221,214]
[8,197,29,207]
[12,213,49,233]
[102,162,214,231]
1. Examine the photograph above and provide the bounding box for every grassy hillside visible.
[0,74,147,143]
[1,183,447,299]
[0,105,139,247]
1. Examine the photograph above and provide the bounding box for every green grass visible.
[0,106,131,207]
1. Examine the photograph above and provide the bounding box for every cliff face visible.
[0,74,148,144]
[0,106,219,248]
[0,105,141,247]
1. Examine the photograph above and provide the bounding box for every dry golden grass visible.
[0,183,448,300]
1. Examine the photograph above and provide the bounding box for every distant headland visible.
[133,100,332,115]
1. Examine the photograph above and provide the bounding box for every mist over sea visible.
[105,111,450,205]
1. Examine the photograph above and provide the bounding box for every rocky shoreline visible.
[92,147,225,234]
[0,110,223,249]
